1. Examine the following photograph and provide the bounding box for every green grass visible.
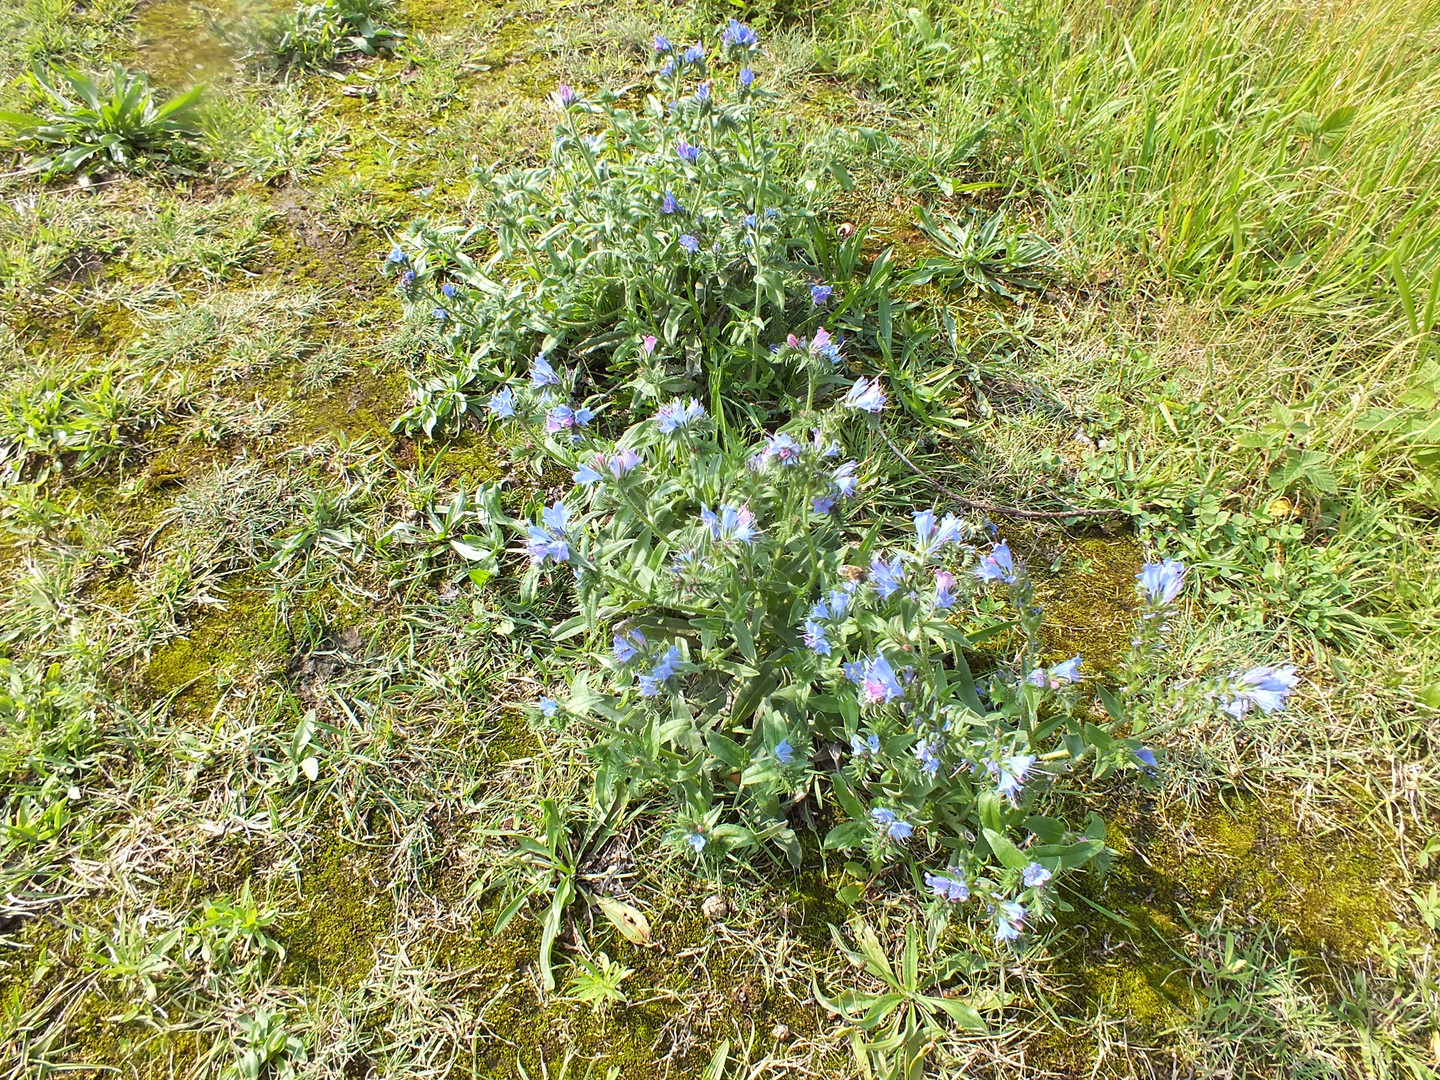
[0,0,1436,1077]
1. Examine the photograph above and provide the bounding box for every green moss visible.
[284,367,411,446]
[280,839,395,991]
[1027,531,1144,671]
[142,572,290,713]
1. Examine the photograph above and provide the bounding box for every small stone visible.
[700,893,729,921]
[771,1023,791,1041]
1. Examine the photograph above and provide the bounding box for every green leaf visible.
[982,827,1029,871]
[595,895,651,944]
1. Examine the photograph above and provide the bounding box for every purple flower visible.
[679,234,700,253]
[802,619,831,656]
[661,191,680,215]
[526,501,571,566]
[994,901,1025,942]
[925,871,969,903]
[843,375,886,412]
[1023,862,1051,889]
[641,334,658,355]
[975,542,1017,584]
[676,137,701,164]
[757,431,801,467]
[812,495,836,514]
[810,326,842,365]
[655,397,705,434]
[1027,655,1083,688]
[653,33,672,53]
[811,284,833,305]
[833,461,858,496]
[530,355,562,387]
[553,83,575,108]
[613,629,647,664]
[869,556,905,600]
[607,448,642,477]
[546,405,577,433]
[487,387,516,419]
[1138,558,1186,606]
[858,653,904,706]
[934,570,958,609]
[870,807,912,841]
[539,697,558,717]
[739,67,754,87]
[1222,664,1298,718]
[702,503,759,545]
[774,738,795,765]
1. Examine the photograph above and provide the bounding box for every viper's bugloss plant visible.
[484,345,1300,954]
[385,22,904,438]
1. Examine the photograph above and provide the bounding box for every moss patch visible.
[1024,530,1144,671]
[280,838,395,990]
[142,572,289,713]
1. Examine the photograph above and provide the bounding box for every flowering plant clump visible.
[483,360,1302,950]
[383,21,905,437]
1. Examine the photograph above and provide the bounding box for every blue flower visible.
[701,503,759,544]
[1222,664,1298,718]
[774,738,794,765]
[870,807,912,841]
[660,59,675,76]
[869,556,905,600]
[651,645,682,682]
[679,234,700,253]
[662,190,680,214]
[398,269,414,289]
[843,375,886,412]
[721,18,758,48]
[925,871,968,903]
[574,460,604,485]
[933,570,958,609]
[526,501,570,565]
[811,283,833,305]
[857,653,904,706]
[1022,862,1052,889]
[687,831,706,852]
[739,66,754,87]
[487,387,515,419]
[433,307,448,321]
[975,542,1017,584]
[655,397,705,434]
[682,44,705,63]
[607,448,642,477]
[757,431,801,467]
[676,137,701,163]
[833,461,858,496]
[822,589,850,620]
[994,901,1025,942]
[850,732,880,756]
[612,629,647,664]
[387,244,407,264]
[695,81,710,103]
[812,495,836,514]
[637,674,660,698]
[990,753,1035,802]
[914,737,941,778]
[810,326,842,365]
[802,619,831,656]
[653,33,672,53]
[539,697,558,717]
[574,406,595,426]
[1027,655,1083,688]
[441,282,457,298]
[913,510,964,558]
[1135,746,1158,773]
[530,355,562,388]
[1138,558,1186,606]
